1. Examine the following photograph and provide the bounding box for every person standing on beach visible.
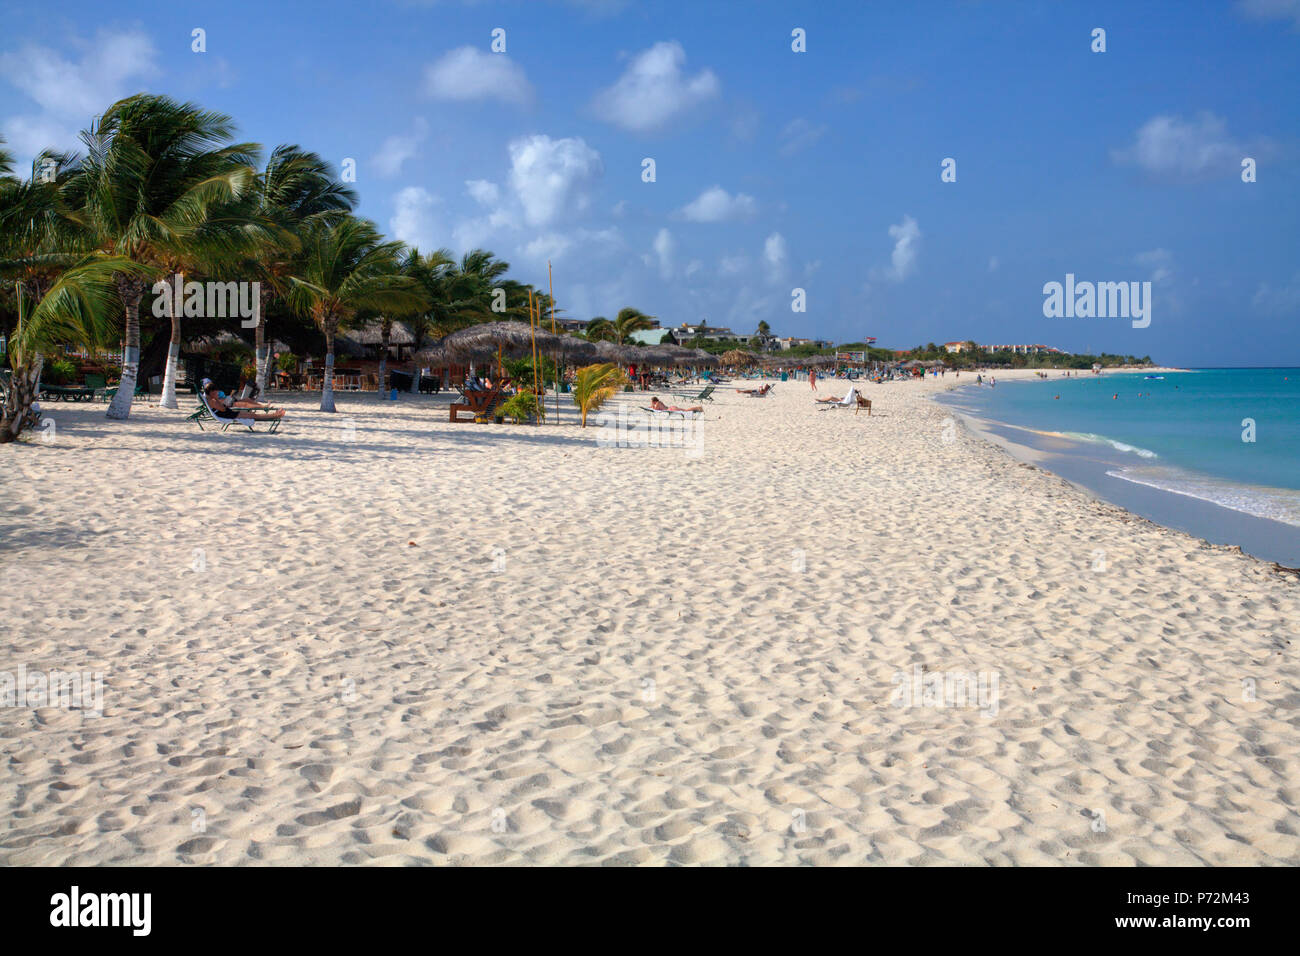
[809,368,817,391]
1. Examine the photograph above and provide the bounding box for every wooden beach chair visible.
[449,387,504,423]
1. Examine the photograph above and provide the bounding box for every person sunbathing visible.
[205,384,285,421]
[202,378,271,409]
[650,396,702,414]
[737,383,771,396]
[815,387,859,405]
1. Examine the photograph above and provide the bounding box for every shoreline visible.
[927,369,1300,569]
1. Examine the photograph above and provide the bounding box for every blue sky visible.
[2,0,1298,366]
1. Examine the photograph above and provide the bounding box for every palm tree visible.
[243,145,356,392]
[69,94,263,417]
[286,216,428,412]
[611,307,655,344]
[0,149,93,325]
[398,246,457,391]
[2,255,144,442]
[571,362,625,427]
[585,316,613,341]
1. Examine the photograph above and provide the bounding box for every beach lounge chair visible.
[817,386,864,411]
[641,405,701,420]
[38,381,95,402]
[669,384,715,402]
[193,391,281,433]
[449,387,504,423]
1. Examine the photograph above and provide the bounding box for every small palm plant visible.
[571,362,625,427]
[495,390,545,424]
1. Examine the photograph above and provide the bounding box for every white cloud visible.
[648,227,674,279]
[763,232,787,284]
[424,47,533,106]
[778,117,827,156]
[719,254,748,276]
[685,259,703,278]
[372,118,428,178]
[0,28,160,162]
[1252,273,1300,315]
[1135,248,1174,285]
[523,233,574,263]
[452,207,515,252]
[676,185,757,223]
[870,215,921,282]
[389,186,439,251]
[1236,0,1300,29]
[1111,113,1250,180]
[508,134,603,226]
[591,41,719,132]
[466,179,501,206]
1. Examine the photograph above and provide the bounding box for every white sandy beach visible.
[2,368,1297,866]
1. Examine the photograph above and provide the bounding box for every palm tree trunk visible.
[320,321,337,413]
[159,304,182,409]
[254,285,271,394]
[0,355,43,444]
[378,325,389,397]
[106,276,143,420]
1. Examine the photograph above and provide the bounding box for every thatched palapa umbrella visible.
[691,348,720,368]
[442,321,560,379]
[720,349,758,368]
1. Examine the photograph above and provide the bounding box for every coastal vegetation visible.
[1,93,1156,440]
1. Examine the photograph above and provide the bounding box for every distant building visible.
[985,343,1064,355]
[777,336,833,350]
[551,317,590,334]
[669,323,738,344]
[944,341,972,353]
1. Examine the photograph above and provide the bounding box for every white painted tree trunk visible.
[320,328,337,413]
[159,341,181,409]
[254,286,271,394]
[409,368,420,394]
[158,288,181,409]
[106,279,142,421]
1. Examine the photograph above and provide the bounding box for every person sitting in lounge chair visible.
[815,386,859,405]
[737,383,772,396]
[202,378,272,409]
[650,396,702,414]
[205,383,285,422]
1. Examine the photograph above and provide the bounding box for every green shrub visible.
[46,358,77,385]
[495,390,546,424]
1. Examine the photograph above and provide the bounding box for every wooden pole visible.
[528,289,540,420]
[548,261,558,424]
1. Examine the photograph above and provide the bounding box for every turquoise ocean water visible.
[938,369,1300,562]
